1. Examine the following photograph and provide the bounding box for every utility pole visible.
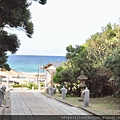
[37,63,39,84]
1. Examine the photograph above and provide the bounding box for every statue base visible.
[82,103,90,107]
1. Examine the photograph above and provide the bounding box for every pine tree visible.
[0,0,47,70]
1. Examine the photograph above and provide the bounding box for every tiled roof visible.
[44,62,63,69]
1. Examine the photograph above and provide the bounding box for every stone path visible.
[2,88,91,120]
[9,89,87,115]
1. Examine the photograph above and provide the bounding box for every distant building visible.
[43,62,63,88]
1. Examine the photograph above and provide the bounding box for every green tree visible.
[60,23,120,97]
[104,48,120,97]
[66,45,85,59]
[0,0,47,70]
[80,23,120,97]
[85,23,120,68]
[53,64,80,96]
[0,53,11,70]
[54,45,92,96]
[53,66,63,84]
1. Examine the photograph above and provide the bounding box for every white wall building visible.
[43,62,63,88]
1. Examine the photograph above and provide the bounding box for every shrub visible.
[40,82,45,87]
[12,84,22,87]
[12,84,27,88]
[57,85,63,94]
[26,82,38,89]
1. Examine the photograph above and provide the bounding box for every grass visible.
[42,92,120,115]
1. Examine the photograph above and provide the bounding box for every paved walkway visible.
[3,88,88,116]
[0,88,97,120]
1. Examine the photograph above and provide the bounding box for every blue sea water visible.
[7,55,66,73]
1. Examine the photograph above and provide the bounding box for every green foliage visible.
[53,66,64,84]
[54,23,120,97]
[12,84,27,88]
[83,23,120,97]
[39,0,47,5]
[1,0,33,34]
[0,52,11,70]
[0,0,46,70]
[104,48,120,97]
[12,84,22,88]
[0,30,20,54]
[53,61,80,96]
[104,48,120,77]
[53,64,76,84]
[66,45,85,59]
[40,82,45,87]
[27,82,38,89]
[85,23,120,68]
[56,85,63,94]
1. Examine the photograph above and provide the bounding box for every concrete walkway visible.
[15,89,88,115]
[3,88,88,116]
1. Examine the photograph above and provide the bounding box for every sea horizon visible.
[7,55,67,73]
[8,54,66,57]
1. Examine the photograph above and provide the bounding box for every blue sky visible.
[7,0,120,56]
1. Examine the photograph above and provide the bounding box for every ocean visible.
[7,55,66,73]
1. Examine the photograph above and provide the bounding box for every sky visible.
[7,0,120,56]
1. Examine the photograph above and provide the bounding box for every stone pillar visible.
[49,86,54,96]
[82,87,90,106]
[61,86,67,100]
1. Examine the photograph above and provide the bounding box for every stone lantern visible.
[77,70,88,101]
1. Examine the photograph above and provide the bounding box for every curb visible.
[44,94,106,120]
[44,94,99,115]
